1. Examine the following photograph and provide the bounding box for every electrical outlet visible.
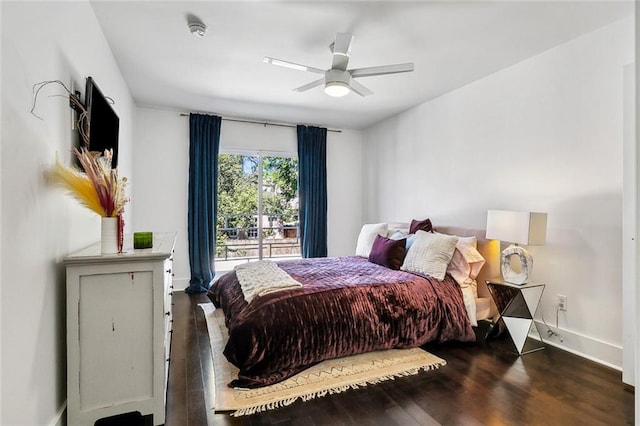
[557,294,568,311]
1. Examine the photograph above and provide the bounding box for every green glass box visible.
[133,232,153,249]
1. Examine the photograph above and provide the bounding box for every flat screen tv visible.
[84,76,119,168]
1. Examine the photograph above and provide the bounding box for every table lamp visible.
[485,210,547,285]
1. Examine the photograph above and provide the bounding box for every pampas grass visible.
[49,148,128,217]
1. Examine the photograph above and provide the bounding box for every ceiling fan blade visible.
[331,33,354,71]
[263,57,325,75]
[293,77,325,92]
[349,79,373,97]
[350,63,414,78]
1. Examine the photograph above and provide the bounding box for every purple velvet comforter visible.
[208,256,475,388]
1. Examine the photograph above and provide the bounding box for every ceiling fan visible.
[264,32,414,97]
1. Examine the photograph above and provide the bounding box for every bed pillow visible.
[405,233,417,249]
[355,223,388,257]
[389,229,408,240]
[390,229,419,251]
[386,223,410,238]
[368,235,407,270]
[446,235,486,298]
[409,218,433,234]
[401,230,458,280]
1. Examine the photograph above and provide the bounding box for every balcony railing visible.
[216,213,300,262]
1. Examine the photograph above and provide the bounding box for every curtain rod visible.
[179,113,342,133]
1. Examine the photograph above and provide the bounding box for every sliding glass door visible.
[215,151,299,271]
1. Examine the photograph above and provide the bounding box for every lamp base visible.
[501,244,533,285]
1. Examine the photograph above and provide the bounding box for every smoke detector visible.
[188,21,207,38]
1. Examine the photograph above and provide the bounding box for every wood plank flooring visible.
[166,292,634,425]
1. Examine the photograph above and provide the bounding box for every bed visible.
[208,223,499,389]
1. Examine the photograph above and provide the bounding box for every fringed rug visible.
[200,303,447,417]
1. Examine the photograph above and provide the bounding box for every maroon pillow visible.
[368,234,407,270]
[409,218,433,234]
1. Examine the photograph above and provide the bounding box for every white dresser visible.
[64,233,176,426]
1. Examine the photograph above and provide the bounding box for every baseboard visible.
[49,400,66,426]
[531,320,622,371]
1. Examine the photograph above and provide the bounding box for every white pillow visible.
[355,223,388,257]
[446,235,486,298]
[459,284,478,327]
[401,231,458,280]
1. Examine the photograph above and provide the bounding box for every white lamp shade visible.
[485,210,547,246]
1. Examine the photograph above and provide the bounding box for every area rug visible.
[200,303,447,416]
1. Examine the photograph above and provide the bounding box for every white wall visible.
[362,18,633,368]
[132,108,190,287]
[133,107,363,289]
[0,2,135,424]
[326,128,363,256]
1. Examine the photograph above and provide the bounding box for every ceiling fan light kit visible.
[325,81,350,97]
[324,70,351,97]
[265,32,414,98]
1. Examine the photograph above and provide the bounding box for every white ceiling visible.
[90,1,632,130]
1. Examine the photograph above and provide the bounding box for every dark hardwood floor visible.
[166,292,634,425]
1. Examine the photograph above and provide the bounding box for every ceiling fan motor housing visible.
[325,69,351,86]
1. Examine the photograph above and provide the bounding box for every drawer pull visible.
[165,311,171,316]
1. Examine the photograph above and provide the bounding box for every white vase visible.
[101,217,119,254]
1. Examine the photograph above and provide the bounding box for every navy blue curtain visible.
[186,113,221,294]
[297,125,328,258]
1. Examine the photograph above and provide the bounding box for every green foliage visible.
[262,156,298,223]
[263,156,298,201]
[217,153,298,230]
[217,154,255,229]
[215,232,228,256]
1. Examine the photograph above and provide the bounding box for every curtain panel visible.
[297,125,328,258]
[186,113,221,294]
